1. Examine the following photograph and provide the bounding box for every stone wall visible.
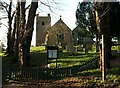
[36,14,74,49]
[36,14,51,46]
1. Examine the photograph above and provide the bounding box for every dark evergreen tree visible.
[76,2,98,51]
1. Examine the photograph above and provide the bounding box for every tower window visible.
[42,21,45,25]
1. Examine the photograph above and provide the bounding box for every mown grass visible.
[48,50,98,68]
[0,52,6,57]
[1,46,120,86]
[30,46,98,68]
[29,46,120,87]
[30,46,47,67]
[75,68,120,87]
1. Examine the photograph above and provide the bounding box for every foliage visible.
[73,25,94,38]
[76,2,96,35]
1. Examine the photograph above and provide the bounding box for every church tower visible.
[36,14,51,46]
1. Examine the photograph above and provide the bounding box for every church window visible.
[42,21,45,25]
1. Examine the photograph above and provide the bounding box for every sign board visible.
[47,46,58,59]
[47,46,58,68]
[48,50,57,58]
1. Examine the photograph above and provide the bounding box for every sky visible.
[38,0,82,29]
[0,0,82,46]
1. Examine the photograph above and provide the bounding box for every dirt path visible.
[2,77,95,88]
[2,76,120,88]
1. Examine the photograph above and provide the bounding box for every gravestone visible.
[84,37,94,54]
[66,44,77,55]
[77,45,83,51]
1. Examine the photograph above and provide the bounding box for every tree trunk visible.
[15,2,20,65]
[95,2,112,81]
[22,1,38,67]
[101,3,111,69]
[6,1,13,56]
[95,10,102,70]
[104,30,111,69]
[11,15,17,62]
[96,34,99,52]
[17,1,26,66]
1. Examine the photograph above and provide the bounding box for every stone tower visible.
[36,14,51,46]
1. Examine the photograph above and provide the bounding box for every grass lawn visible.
[30,46,98,68]
[1,46,120,87]
[48,51,97,68]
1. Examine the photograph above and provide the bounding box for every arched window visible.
[42,21,45,25]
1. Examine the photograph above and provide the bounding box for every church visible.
[36,14,74,48]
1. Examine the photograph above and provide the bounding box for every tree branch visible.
[25,5,30,11]
[0,2,9,13]
[11,10,15,20]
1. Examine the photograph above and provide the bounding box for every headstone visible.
[59,47,63,52]
[67,44,77,55]
[84,37,94,54]
[85,44,89,54]
[77,45,83,51]
[72,47,77,55]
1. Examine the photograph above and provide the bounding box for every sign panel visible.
[47,46,58,59]
[48,50,57,58]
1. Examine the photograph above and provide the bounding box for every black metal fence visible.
[9,57,98,81]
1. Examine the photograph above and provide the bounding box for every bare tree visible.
[0,0,15,56]
[22,0,38,66]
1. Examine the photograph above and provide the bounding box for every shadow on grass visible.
[3,56,120,84]
[106,68,120,75]
[59,52,97,60]
[73,68,120,78]
[48,60,86,63]
[4,49,119,84]
[30,51,47,67]
[2,51,98,82]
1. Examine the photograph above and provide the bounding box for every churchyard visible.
[1,45,120,87]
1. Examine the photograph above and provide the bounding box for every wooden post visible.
[56,57,57,69]
[102,34,106,81]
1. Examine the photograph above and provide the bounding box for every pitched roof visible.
[52,18,71,31]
